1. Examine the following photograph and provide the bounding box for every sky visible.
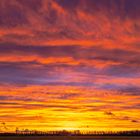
[0,0,140,132]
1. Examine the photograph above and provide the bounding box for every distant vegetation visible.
[0,130,140,136]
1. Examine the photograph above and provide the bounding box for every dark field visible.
[0,136,140,140]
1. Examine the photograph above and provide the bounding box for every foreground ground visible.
[0,136,140,140]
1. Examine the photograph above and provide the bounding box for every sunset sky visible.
[0,0,140,132]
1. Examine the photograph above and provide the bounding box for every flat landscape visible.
[0,136,140,140]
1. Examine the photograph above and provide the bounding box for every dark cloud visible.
[104,112,139,124]
[120,86,140,96]
[58,93,78,100]
[0,0,28,27]
[104,111,115,116]
[55,0,80,10]
[131,120,139,123]
[104,64,140,77]
[17,0,42,11]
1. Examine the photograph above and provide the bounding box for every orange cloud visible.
[0,0,140,132]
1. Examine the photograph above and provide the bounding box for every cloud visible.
[131,120,139,123]
[0,0,140,131]
[104,111,115,116]
[0,0,139,47]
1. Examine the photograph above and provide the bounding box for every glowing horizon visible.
[0,0,140,132]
